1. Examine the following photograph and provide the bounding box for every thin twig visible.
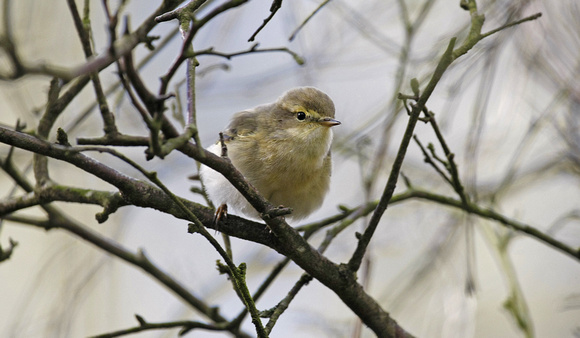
[195,44,304,65]
[159,0,249,95]
[91,314,231,338]
[413,135,453,186]
[67,0,119,135]
[348,37,457,272]
[289,0,331,41]
[249,0,282,42]
[481,13,542,39]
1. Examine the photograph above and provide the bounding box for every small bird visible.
[200,87,340,222]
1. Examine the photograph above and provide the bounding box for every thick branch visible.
[0,127,411,337]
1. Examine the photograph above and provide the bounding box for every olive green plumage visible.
[200,87,340,221]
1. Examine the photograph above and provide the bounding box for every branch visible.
[0,185,126,223]
[158,0,249,94]
[347,4,543,273]
[402,190,580,261]
[34,78,62,186]
[0,238,18,262]
[348,37,457,272]
[154,0,208,23]
[248,0,282,42]
[288,0,331,41]
[452,4,541,60]
[0,125,411,337]
[195,44,304,65]
[325,188,580,262]
[73,145,267,336]
[5,213,252,337]
[413,134,453,186]
[0,0,182,81]
[70,0,183,79]
[264,273,313,334]
[481,12,542,39]
[91,314,231,338]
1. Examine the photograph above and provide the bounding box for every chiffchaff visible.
[200,87,340,222]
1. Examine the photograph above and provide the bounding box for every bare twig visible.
[158,0,249,95]
[413,135,454,186]
[0,238,18,262]
[154,0,208,23]
[90,313,251,338]
[348,37,457,272]
[195,44,304,65]
[249,0,282,42]
[33,78,62,186]
[289,0,331,41]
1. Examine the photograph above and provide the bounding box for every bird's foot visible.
[213,204,228,232]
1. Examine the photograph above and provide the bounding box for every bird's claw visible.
[213,204,228,231]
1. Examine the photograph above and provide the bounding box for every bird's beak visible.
[318,118,341,127]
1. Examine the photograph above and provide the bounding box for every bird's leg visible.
[218,132,228,158]
[213,203,228,231]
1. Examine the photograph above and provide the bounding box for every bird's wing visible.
[224,109,260,140]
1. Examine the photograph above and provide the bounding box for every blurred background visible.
[1,0,579,337]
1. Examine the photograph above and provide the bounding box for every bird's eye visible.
[296,112,307,120]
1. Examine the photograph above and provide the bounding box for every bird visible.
[199,87,340,223]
